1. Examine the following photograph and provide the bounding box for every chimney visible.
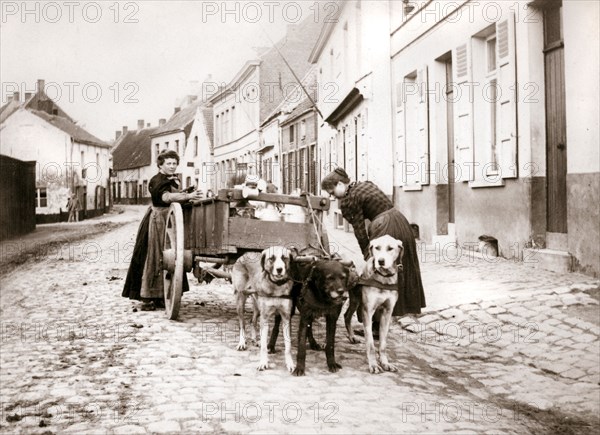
[174,107,181,114]
[115,130,121,140]
[25,92,32,100]
[122,126,128,135]
[159,118,166,126]
[137,119,144,131]
[12,91,19,102]
[37,79,45,92]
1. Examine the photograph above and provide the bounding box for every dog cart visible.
[161,188,332,319]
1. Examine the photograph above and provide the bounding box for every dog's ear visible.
[288,246,298,262]
[396,241,405,266]
[368,240,376,259]
[346,263,360,289]
[304,263,318,289]
[260,250,268,271]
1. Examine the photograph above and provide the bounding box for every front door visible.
[544,1,567,233]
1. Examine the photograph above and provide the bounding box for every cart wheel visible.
[163,202,184,320]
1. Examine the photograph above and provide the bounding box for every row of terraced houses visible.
[110,0,598,276]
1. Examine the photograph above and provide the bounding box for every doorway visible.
[544,1,567,234]
[445,57,455,224]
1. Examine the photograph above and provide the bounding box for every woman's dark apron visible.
[122,206,189,301]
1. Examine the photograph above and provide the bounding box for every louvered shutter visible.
[359,109,368,181]
[417,66,430,185]
[452,42,474,181]
[496,12,518,178]
[395,81,406,186]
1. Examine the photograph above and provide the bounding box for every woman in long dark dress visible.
[122,150,203,310]
[321,167,426,320]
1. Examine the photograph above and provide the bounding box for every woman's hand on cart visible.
[187,190,204,202]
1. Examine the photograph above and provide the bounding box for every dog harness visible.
[256,292,294,299]
[358,265,403,291]
[257,274,294,299]
[357,277,398,291]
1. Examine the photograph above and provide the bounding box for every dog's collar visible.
[257,293,294,299]
[266,275,291,286]
[358,277,398,291]
[375,268,396,278]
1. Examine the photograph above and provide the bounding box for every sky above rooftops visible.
[1,1,326,142]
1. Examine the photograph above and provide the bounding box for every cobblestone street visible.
[1,206,598,434]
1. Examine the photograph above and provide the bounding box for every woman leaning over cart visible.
[321,167,426,321]
[122,150,203,311]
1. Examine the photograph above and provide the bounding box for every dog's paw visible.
[292,367,305,377]
[236,342,247,351]
[347,335,361,344]
[327,362,342,373]
[267,346,278,354]
[368,363,383,374]
[381,362,398,372]
[309,341,324,351]
[286,363,296,373]
[256,361,270,371]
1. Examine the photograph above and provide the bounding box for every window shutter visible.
[496,12,518,178]
[452,42,474,181]
[395,81,406,186]
[359,109,368,181]
[417,66,430,185]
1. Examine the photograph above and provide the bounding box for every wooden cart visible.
[161,188,332,319]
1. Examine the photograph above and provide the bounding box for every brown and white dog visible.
[231,246,295,372]
[344,235,404,374]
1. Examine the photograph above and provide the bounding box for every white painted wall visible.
[314,0,393,194]
[564,0,600,174]
[260,118,282,189]
[390,0,547,186]
[183,107,214,193]
[212,66,261,188]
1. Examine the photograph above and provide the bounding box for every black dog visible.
[270,260,358,376]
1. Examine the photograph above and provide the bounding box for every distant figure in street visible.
[122,150,203,311]
[67,195,80,222]
[321,167,426,333]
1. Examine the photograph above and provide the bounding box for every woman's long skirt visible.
[122,207,189,301]
[369,208,426,316]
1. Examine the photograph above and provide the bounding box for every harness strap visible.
[266,276,291,286]
[358,278,398,291]
[256,293,294,299]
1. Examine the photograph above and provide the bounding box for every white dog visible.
[344,235,404,373]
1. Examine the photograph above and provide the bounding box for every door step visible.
[547,232,568,251]
[523,248,573,274]
[432,223,456,247]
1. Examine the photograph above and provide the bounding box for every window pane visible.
[490,79,498,171]
[40,188,47,207]
[487,37,497,72]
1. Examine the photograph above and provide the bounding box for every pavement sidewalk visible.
[321,213,599,312]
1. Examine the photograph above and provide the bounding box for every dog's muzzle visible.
[374,265,396,277]
[330,289,349,301]
[268,274,290,285]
